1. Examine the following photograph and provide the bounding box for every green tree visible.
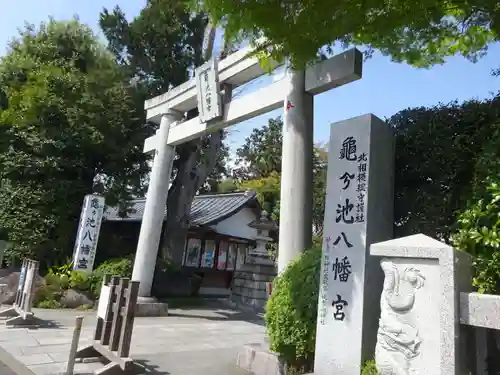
[216,178,239,193]
[233,117,283,180]
[233,116,328,233]
[100,0,231,264]
[239,172,282,222]
[392,93,500,241]
[452,181,500,294]
[194,0,498,68]
[0,19,149,266]
[450,126,500,372]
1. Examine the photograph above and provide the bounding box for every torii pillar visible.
[278,68,314,273]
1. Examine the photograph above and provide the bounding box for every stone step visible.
[236,343,283,375]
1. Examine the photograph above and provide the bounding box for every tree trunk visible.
[162,130,225,264]
[160,24,234,265]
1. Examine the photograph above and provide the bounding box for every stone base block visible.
[135,297,169,317]
[236,343,284,375]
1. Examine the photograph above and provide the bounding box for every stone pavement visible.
[0,304,266,375]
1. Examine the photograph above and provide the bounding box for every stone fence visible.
[370,233,500,375]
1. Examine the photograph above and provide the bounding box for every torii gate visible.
[132,43,362,298]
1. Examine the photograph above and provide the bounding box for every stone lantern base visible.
[230,261,276,312]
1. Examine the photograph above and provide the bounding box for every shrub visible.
[35,278,64,307]
[48,263,73,278]
[38,299,62,309]
[90,257,134,295]
[452,180,500,293]
[95,257,133,278]
[69,270,90,291]
[361,360,379,375]
[44,273,65,289]
[88,272,104,296]
[265,245,321,373]
[76,304,94,311]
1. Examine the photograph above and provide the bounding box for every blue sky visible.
[1,0,499,158]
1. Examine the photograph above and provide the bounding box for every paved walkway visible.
[0,304,266,375]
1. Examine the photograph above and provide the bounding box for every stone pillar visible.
[314,114,394,375]
[277,67,313,274]
[132,110,182,298]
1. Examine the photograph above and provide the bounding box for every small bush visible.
[96,258,133,278]
[90,258,134,295]
[361,360,379,375]
[69,270,90,291]
[35,275,65,306]
[265,245,321,373]
[47,263,73,279]
[76,304,94,311]
[88,272,103,295]
[44,273,64,289]
[38,299,62,309]
[452,180,500,293]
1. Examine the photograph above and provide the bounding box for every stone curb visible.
[0,346,35,375]
[236,343,284,375]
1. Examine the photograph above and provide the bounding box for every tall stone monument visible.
[314,114,394,375]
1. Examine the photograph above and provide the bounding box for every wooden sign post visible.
[75,275,140,374]
[0,258,40,326]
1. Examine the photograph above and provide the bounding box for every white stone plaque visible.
[97,285,111,319]
[195,59,222,123]
[18,266,26,291]
[23,267,34,294]
[314,114,394,375]
[72,195,105,273]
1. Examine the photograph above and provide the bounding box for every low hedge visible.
[265,243,380,375]
[35,257,134,308]
[265,245,321,373]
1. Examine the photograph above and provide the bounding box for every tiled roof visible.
[103,191,258,226]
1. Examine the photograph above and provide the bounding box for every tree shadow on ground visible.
[166,309,265,326]
[132,359,171,374]
[166,298,265,326]
[0,317,63,330]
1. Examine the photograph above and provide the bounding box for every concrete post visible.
[277,68,314,274]
[132,110,182,298]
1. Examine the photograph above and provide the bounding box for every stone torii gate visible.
[132,43,363,299]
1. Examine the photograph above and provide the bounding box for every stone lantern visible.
[230,210,278,310]
[247,211,278,266]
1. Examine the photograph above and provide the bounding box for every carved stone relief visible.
[375,259,426,375]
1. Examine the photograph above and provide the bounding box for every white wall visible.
[209,208,257,240]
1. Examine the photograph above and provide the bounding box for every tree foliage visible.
[0,19,149,266]
[227,94,500,244]
[233,117,284,180]
[232,116,328,233]
[239,172,281,222]
[392,93,500,241]
[100,0,231,264]
[452,181,500,294]
[195,0,498,68]
[450,109,500,294]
